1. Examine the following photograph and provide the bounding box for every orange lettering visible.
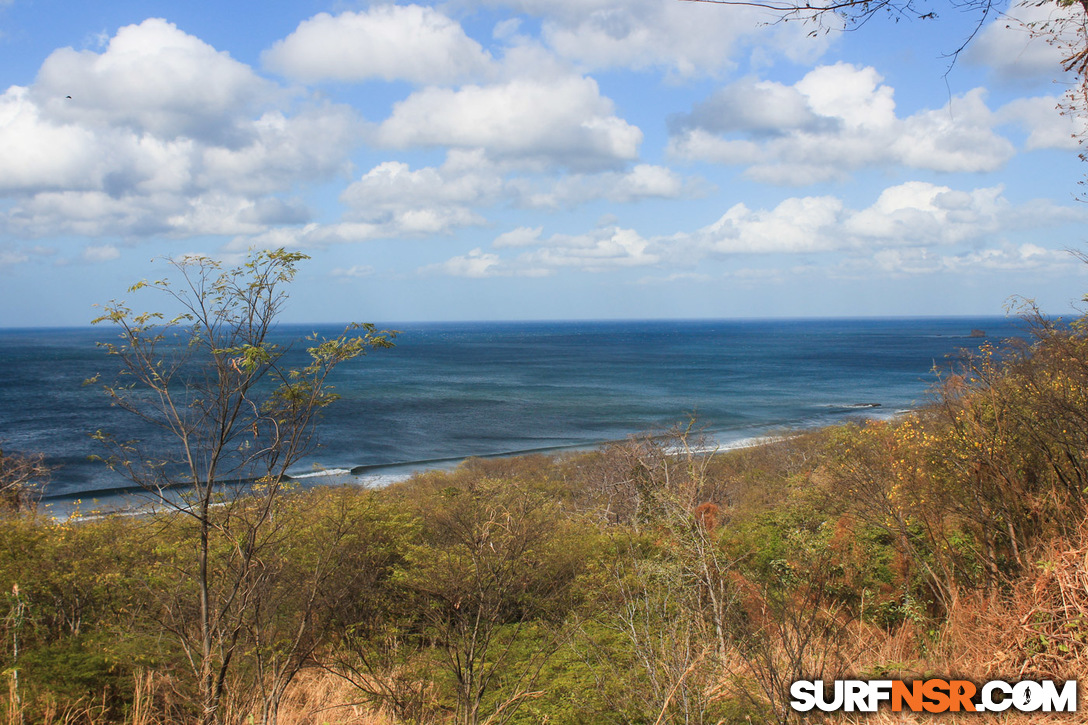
[948,680,976,712]
[923,679,951,713]
[892,681,922,712]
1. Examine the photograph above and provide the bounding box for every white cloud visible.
[669,63,1016,183]
[860,243,1077,277]
[795,63,894,127]
[227,204,488,250]
[0,19,360,240]
[692,182,1027,255]
[965,3,1077,84]
[339,150,500,232]
[0,245,59,270]
[376,75,642,170]
[511,164,698,208]
[35,18,275,144]
[0,249,29,268]
[893,91,1016,172]
[225,150,700,251]
[423,247,506,278]
[676,77,827,135]
[424,182,1086,277]
[484,0,829,76]
[843,183,1007,245]
[494,226,543,248]
[196,104,359,195]
[263,6,494,85]
[428,225,660,277]
[996,95,1084,150]
[81,244,121,262]
[697,195,846,254]
[638,271,714,285]
[330,264,375,278]
[7,188,312,240]
[690,183,1086,260]
[0,86,102,193]
[520,227,659,271]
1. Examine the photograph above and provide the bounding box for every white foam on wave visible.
[662,434,785,457]
[289,468,354,480]
[718,435,786,451]
[351,472,413,488]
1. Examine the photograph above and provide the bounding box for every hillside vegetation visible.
[1,309,1087,723]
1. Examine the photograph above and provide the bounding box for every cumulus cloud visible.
[339,150,500,232]
[263,5,494,84]
[330,264,376,278]
[426,224,659,277]
[35,18,276,144]
[0,249,29,268]
[0,245,55,270]
[857,243,1078,277]
[696,195,846,254]
[965,3,1077,84]
[81,244,121,263]
[669,64,1017,184]
[519,227,659,271]
[423,226,659,277]
[422,248,506,278]
[376,75,642,170]
[222,150,702,251]
[511,164,697,208]
[484,0,829,76]
[493,226,543,248]
[637,271,714,285]
[424,181,1086,277]
[843,183,1007,245]
[694,182,1027,255]
[996,95,1084,150]
[0,87,102,193]
[230,223,349,251]
[677,77,830,136]
[0,19,360,240]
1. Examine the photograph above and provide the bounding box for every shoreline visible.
[40,408,904,520]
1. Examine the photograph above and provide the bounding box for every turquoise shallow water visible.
[0,317,1026,511]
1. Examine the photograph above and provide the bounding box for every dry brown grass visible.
[0,667,396,725]
[271,669,396,725]
[931,516,1088,684]
[824,517,1088,724]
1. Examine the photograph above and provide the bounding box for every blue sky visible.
[1,0,1086,326]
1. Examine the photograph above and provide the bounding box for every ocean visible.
[0,317,1027,514]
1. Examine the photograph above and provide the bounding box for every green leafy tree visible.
[91,248,394,725]
[403,478,584,725]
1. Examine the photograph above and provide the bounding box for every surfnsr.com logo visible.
[790,679,1077,714]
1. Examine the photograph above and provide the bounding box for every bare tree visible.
[0,449,49,513]
[91,249,394,725]
[585,427,747,724]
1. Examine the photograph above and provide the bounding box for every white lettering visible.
[981,681,1013,712]
[1039,680,1077,712]
[867,680,892,711]
[816,680,844,712]
[790,681,817,712]
[843,680,867,712]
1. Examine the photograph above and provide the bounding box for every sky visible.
[1,0,1087,326]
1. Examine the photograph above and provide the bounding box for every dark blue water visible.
[0,317,1026,512]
